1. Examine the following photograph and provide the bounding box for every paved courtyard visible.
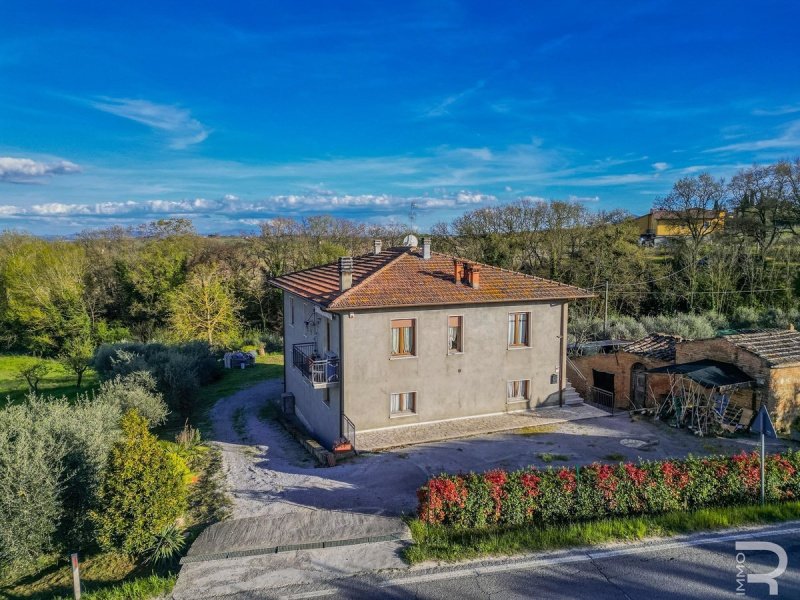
[357,403,608,451]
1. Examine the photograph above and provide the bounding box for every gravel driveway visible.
[210,379,794,521]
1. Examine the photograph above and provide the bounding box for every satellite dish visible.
[402,234,419,248]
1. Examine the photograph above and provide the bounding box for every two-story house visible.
[269,238,592,450]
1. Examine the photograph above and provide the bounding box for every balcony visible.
[292,343,340,388]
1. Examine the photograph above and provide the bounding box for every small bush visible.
[91,411,188,556]
[95,372,168,427]
[417,451,800,529]
[144,523,186,566]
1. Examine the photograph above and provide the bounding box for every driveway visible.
[173,378,795,598]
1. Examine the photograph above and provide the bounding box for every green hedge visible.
[416,451,800,528]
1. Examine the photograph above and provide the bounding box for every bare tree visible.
[654,173,727,309]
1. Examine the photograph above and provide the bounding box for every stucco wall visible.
[340,301,565,433]
[283,291,342,448]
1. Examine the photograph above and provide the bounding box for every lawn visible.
[0,551,175,600]
[0,354,98,407]
[161,351,283,436]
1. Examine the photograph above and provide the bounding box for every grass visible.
[537,452,569,463]
[515,424,558,436]
[0,354,99,408]
[258,401,280,422]
[404,501,800,564]
[232,407,248,441]
[0,551,176,600]
[603,453,626,462]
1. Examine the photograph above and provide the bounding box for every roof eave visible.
[327,293,595,312]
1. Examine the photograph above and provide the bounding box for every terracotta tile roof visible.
[723,329,800,366]
[625,333,683,361]
[269,247,593,310]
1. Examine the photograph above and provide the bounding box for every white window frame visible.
[507,312,531,349]
[506,379,530,403]
[390,391,417,416]
[447,314,464,355]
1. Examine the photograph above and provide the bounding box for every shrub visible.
[417,451,800,529]
[639,313,716,339]
[92,411,188,555]
[95,371,168,427]
[0,393,123,568]
[0,404,63,569]
[93,342,222,418]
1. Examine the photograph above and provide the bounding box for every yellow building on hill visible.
[634,209,726,246]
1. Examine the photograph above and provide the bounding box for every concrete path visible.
[184,510,411,562]
[357,403,608,451]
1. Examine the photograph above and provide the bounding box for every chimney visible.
[338,256,353,291]
[466,263,481,288]
[373,239,382,255]
[422,237,431,259]
[789,323,796,332]
[453,259,464,285]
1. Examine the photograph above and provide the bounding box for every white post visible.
[760,432,766,505]
[71,552,81,599]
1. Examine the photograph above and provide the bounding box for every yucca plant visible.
[144,523,186,566]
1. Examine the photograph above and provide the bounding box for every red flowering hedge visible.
[417,451,800,528]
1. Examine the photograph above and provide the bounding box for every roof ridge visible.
[327,248,411,309]
[429,250,591,293]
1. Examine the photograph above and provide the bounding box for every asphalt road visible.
[272,525,800,600]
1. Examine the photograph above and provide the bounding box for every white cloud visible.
[567,195,600,203]
[91,97,209,148]
[30,202,92,215]
[708,120,800,153]
[0,190,500,221]
[420,80,486,118]
[752,104,800,117]
[652,162,670,171]
[0,157,81,182]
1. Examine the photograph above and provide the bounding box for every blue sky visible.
[1,1,798,234]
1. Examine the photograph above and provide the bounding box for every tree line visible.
[0,159,798,362]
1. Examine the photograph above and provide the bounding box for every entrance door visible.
[593,370,615,395]
[591,370,616,412]
[631,363,647,408]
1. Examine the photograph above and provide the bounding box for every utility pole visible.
[603,280,609,338]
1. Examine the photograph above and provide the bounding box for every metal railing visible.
[292,343,340,387]
[342,413,356,452]
[587,386,615,415]
[566,356,587,384]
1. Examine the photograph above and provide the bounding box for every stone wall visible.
[770,365,800,432]
[569,352,670,408]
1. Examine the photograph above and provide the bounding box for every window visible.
[508,312,530,347]
[323,388,330,406]
[448,316,463,353]
[390,391,416,414]
[290,297,295,326]
[391,319,416,356]
[507,380,530,402]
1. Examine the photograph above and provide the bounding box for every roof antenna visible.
[408,200,418,231]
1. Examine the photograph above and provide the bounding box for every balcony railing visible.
[293,343,340,388]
